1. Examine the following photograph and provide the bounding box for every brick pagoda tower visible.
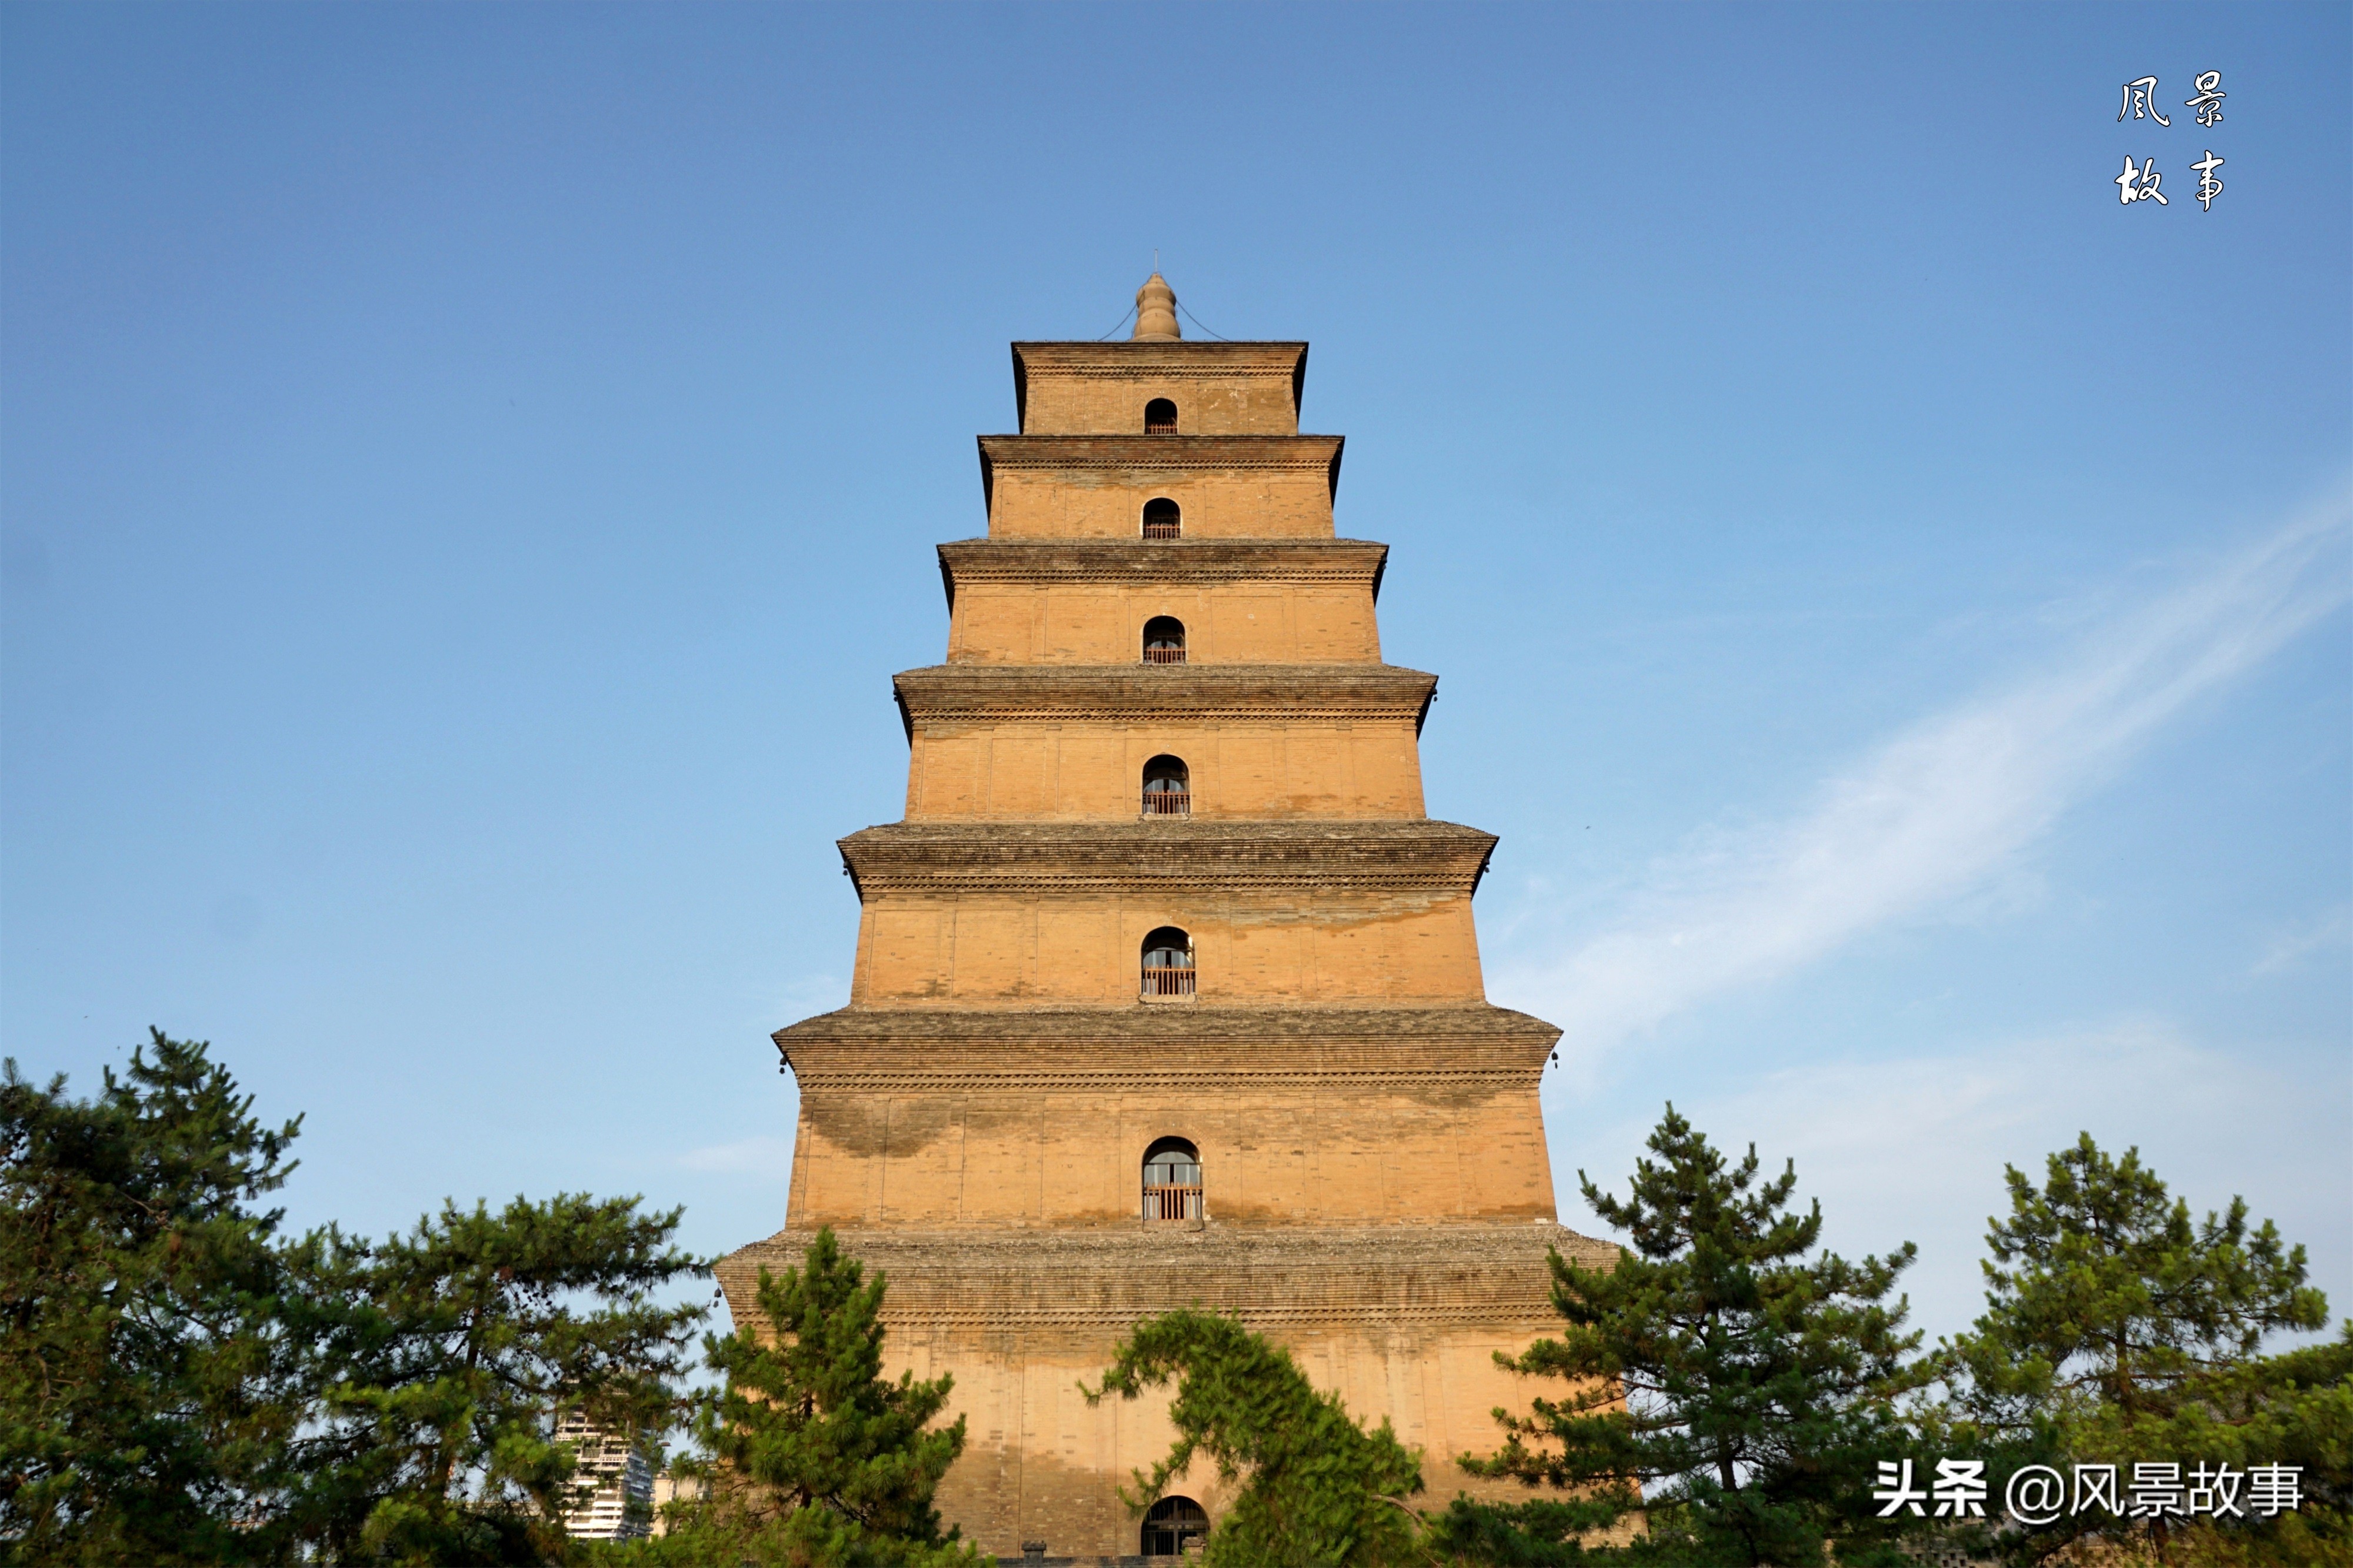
[719,275,1610,1560]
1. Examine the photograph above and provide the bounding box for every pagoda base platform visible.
[717,1222,1615,1558]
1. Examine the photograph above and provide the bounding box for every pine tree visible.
[2,1030,719,1566]
[1084,1309,1427,1568]
[668,1228,978,1568]
[1943,1132,2340,1564]
[0,1032,308,1566]
[2157,1325,2353,1567]
[292,1193,711,1564]
[1437,1104,1929,1567]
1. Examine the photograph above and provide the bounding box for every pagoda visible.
[718,275,1610,1560]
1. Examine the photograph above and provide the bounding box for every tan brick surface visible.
[951,583,1379,665]
[720,329,1592,1557]
[905,722,1428,820]
[846,893,1486,1007]
[986,465,1338,541]
[1011,342,1307,437]
[715,1226,1619,1557]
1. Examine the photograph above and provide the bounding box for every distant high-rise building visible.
[555,1412,652,1542]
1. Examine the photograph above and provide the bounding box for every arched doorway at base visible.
[1142,1494,1208,1556]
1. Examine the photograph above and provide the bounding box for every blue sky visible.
[4,3,2347,1351]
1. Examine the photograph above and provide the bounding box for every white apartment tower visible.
[555,1412,654,1542]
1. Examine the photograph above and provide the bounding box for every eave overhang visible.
[717,1222,1618,1333]
[835,819,1497,900]
[935,538,1389,610]
[771,1002,1561,1084]
[976,433,1345,515]
[891,662,1438,742]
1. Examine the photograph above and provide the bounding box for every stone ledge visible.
[772,1003,1559,1089]
[979,434,1341,468]
[935,538,1389,603]
[892,663,1437,736]
[836,819,1495,899]
[773,1003,1561,1049]
[1012,340,1306,369]
[718,1223,1618,1329]
[977,435,1346,514]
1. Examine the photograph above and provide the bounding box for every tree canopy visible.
[1941,1132,2344,1564]
[1,1031,308,1565]
[1438,1104,1930,1567]
[297,1193,709,1564]
[1,1033,709,1566]
[654,1227,978,1568]
[11,1037,2343,1568]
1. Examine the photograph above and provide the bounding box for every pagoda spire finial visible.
[1132,271,1181,342]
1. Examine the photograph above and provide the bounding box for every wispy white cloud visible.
[2254,903,2353,975]
[1502,495,2352,1069]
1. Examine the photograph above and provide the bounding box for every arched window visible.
[1142,616,1186,664]
[1142,755,1190,816]
[1141,926,1194,997]
[1144,398,1178,433]
[1142,1495,1209,1555]
[1142,1139,1202,1223]
[1141,497,1181,540]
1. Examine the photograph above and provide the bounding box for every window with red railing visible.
[1144,398,1178,434]
[1142,616,1186,664]
[1142,755,1190,816]
[1142,1139,1202,1223]
[1142,497,1181,539]
[1141,926,1195,997]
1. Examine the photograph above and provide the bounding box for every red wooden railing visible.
[1143,646,1186,664]
[1141,968,1196,997]
[1144,1184,1204,1220]
[1142,790,1191,815]
[1143,519,1181,539]
[1145,418,1177,434]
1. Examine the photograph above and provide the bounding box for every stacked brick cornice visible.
[936,538,1389,592]
[728,1223,1617,1332]
[838,820,1496,898]
[722,298,1597,1560]
[895,662,1435,719]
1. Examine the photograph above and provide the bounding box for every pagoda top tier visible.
[1010,277,1308,436]
[1009,339,1309,436]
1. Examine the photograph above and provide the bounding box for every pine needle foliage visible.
[1948,1133,2328,1432]
[668,1228,978,1568]
[1941,1133,2342,1565]
[297,1193,709,1564]
[1443,1105,1929,1567]
[0,1032,307,1566]
[0,1031,713,1566]
[1084,1308,1427,1568]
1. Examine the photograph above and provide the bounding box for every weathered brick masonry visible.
[719,274,1607,1559]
